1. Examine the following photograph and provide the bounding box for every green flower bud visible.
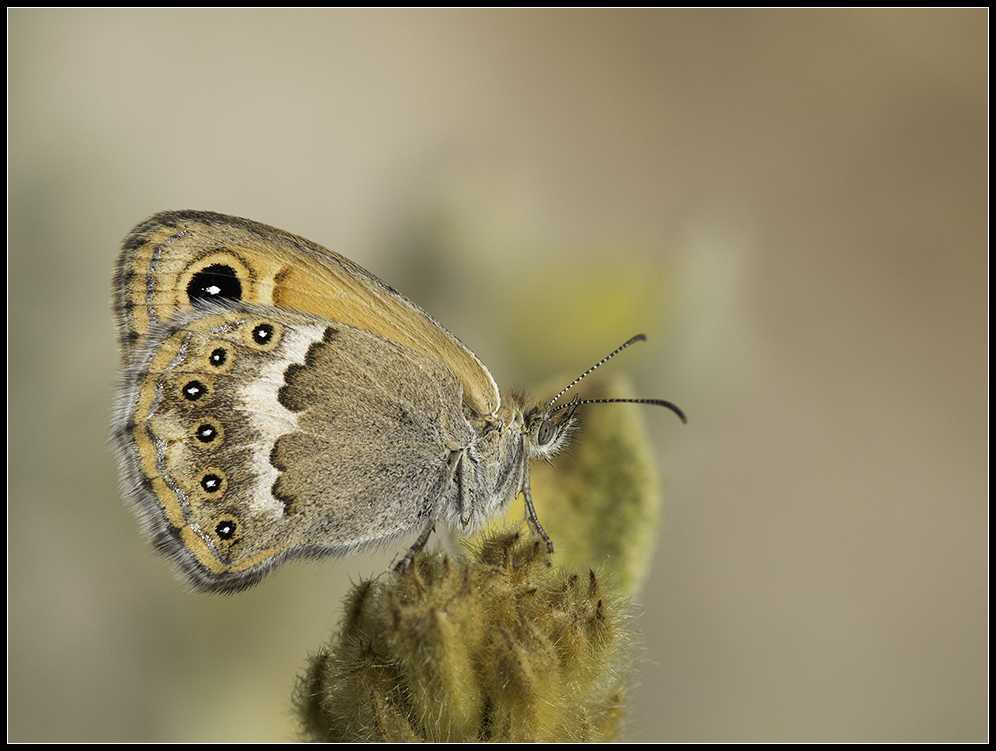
[296,531,632,742]
[296,373,668,742]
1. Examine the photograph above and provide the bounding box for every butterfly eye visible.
[187,263,242,304]
[537,421,557,446]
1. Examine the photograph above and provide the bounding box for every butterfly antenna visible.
[545,335,687,424]
[544,335,646,411]
[556,396,687,423]
[546,334,688,423]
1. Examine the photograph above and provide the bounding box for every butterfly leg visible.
[398,448,464,573]
[398,514,437,574]
[520,437,555,554]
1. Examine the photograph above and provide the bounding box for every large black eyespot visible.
[200,473,223,492]
[215,519,237,540]
[208,347,227,367]
[537,421,557,446]
[187,263,242,304]
[182,380,207,401]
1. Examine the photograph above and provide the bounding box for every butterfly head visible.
[523,334,688,462]
[524,396,580,461]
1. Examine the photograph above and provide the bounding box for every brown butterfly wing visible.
[113,210,500,417]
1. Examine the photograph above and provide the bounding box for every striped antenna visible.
[546,334,687,424]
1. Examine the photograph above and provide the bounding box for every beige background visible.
[8,9,986,742]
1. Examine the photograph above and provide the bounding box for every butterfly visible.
[110,210,685,592]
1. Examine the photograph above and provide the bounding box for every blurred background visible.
[8,9,986,742]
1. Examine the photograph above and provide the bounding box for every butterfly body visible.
[112,211,575,592]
